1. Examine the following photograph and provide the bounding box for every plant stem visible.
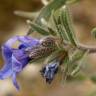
[77,43,96,53]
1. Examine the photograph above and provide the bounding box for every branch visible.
[77,43,96,53]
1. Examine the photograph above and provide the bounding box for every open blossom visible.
[40,60,59,84]
[0,36,39,90]
[0,35,58,90]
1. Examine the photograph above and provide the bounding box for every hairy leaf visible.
[14,11,39,20]
[27,20,50,35]
[70,50,88,76]
[35,0,67,25]
[61,6,77,46]
[47,27,57,36]
[28,0,67,35]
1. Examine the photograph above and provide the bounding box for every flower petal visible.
[1,36,19,63]
[18,44,27,49]
[12,72,20,90]
[0,36,20,79]
[11,49,30,90]
[1,35,39,90]
[4,36,18,48]
[12,55,22,72]
[12,49,30,72]
[2,45,12,63]
[17,36,40,47]
[0,61,12,79]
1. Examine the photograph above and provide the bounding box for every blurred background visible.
[0,0,96,96]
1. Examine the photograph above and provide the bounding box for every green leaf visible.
[64,72,87,82]
[50,10,72,43]
[27,0,67,35]
[90,74,96,83]
[35,0,67,25]
[87,91,96,96]
[47,27,57,36]
[71,72,87,81]
[67,0,80,4]
[40,18,57,36]
[27,20,50,35]
[58,24,71,43]
[70,50,88,76]
[70,50,87,61]
[52,13,60,32]
[14,11,39,20]
[52,13,69,42]
[45,50,62,64]
[91,27,96,39]
[61,6,77,46]
[14,0,67,24]
[62,49,88,79]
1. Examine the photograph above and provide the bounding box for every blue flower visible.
[0,36,39,90]
[40,60,59,84]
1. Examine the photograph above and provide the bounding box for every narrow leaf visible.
[91,27,96,39]
[47,27,57,36]
[52,14,64,38]
[14,11,38,20]
[52,13,71,43]
[27,20,50,35]
[67,0,80,4]
[61,6,77,46]
[58,24,71,43]
[52,14,60,32]
[71,50,88,76]
[35,0,67,25]
[27,0,67,35]
[40,18,57,36]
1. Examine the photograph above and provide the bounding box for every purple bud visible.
[40,60,59,84]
